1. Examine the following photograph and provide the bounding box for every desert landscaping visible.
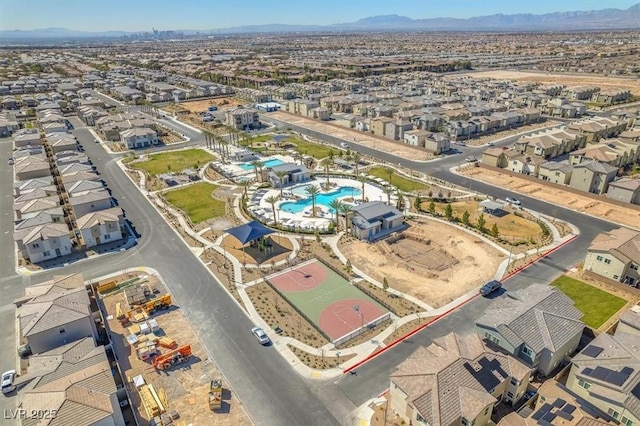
[339,217,505,308]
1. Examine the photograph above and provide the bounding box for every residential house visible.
[568,117,629,143]
[498,379,614,425]
[14,176,54,197]
[14,273,96,353]
[308,107,330,121]
[13,130,41,148]
[607,178,640,205]
[332,113,358,129]
[76,207,124,248]
[225,106,260,130]
[66,179,105,197]
[385,119,413,141]
[13,222,72,264]
[266,163,311,187]
[18,338,126,426]
[14,197,61,221]
[538,161,574,185]
[47,133,78,153]
[403,129,430,147]
[288,99,319,117]
[476,284,585,376]
[370,116,393,137]
[69,188,112,218]
[354,117,371,132]
[616,306,640,336]
[14,209,65,232]
[566,330,640,424]
[350,201,404,241]
[120,127,158,149]
[55,150,90,166]
[389,332,531,426]
[424,133,451,154]
[41,121,67,134]
[482,147,512,168]
[506,154,545,176]
[569,161,618,195]
[584,227,640,286]
[61,170,101,186]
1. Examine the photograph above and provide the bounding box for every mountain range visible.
[2,3,640,40]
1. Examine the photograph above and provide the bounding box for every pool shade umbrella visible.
[225,220,275,246]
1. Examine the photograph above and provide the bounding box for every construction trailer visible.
[209,379,223,410]
[152,344,192,371]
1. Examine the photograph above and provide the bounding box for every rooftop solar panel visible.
[556,410,574,420]
[552,398,566,408]
[541,412,557,422]
[582,345,604,358]
[532,403,552,421]
[561,404,576,414]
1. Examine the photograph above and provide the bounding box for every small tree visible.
[476,213,486,231]
[383,277,389,290]
[490,223,500,238]
[414,196,422,211]
[462,210,470,226]
[444,203,453,221]
[428,201,436,215]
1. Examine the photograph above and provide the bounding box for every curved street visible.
[0,110,620,425]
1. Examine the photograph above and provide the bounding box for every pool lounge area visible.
[210,154,294,181]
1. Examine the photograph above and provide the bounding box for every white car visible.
[2,370,16,394]
[251,327,270,345]
[340,142,349,148]
[506,197,521,206]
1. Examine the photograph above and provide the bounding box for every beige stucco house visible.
[584,227,640,286]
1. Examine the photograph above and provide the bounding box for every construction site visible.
[97,271,251,426]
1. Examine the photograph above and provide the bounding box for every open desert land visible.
[340,218,505,308]
[465,70,640,96]
[461,167,640,230]
[179,97,245,114]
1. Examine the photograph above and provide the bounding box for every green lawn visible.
[367,167,430,192]
[132,149,215,176]
[163,182,225,224]
[551,276,627,329]
[286,137,336,159]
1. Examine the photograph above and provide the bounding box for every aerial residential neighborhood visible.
[1,1,640,426]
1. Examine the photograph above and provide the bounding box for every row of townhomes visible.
[12,107,125,264]
[482,112,640,203]
[389,282,640,425]
[13,272,127,425]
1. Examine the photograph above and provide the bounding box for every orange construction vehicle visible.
[152,344,192,370]
[127,294,172,319]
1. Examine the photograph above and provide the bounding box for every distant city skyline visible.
[1,0,638,32]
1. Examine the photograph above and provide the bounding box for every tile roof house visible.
[69,188,112,218]
[18,338,125,426]
[389,332,531,426]
[538,161,575,185]
[476,284,585,376]
[119,127,158,149]
[566,331,640,425]
[13,222,72,264]
[568,161,618,195]
[350,201,404,241]
[606,178,640,205]
[76,207,124,248]
[617,306,640,337]
[14,273,97,354]
[584,228,640,287]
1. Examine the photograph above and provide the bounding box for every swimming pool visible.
[238,158,284,171]
[280,186,361,213]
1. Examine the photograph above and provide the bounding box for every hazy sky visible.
[1,0,638,32]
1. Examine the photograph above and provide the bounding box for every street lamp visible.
[354,304,364,328]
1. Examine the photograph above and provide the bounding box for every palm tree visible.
[358,174,367,201]
[328,199,343,231]
[239,180,250,199]
[383,186,394,205]
[274,170,289,197]
[265,195,279,225]
[352,152,362,176]
[339,203,353,233]
[320,158,333,188]
[251,160,263,182]
[384,167,394,185]
[305,184,320,217]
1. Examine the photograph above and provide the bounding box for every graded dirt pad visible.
[101,280,250,426]
[465,70,640,96]
[461,167,640,231]
[267,110,433,160]
[340,219,505,308]
[179,98,244,114]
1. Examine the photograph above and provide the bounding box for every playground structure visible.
[209,379,223,410]
[153,344,193,370]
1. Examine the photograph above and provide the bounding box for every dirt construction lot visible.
[464,70,640,96]
[461,167,640,231]
[101,275,250,426]
[179,98,244,114]
[339,218,505,308]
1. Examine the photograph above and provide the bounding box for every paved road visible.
[262,116,619,407]
[0,124,341,426]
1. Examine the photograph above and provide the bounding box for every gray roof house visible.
[14,273,97,354]
[566,330,640,424]
[18,338,125,426]
[476,284,585,376]
[350,201,405,241]
[389,332,532,426]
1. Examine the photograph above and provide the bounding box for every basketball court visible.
[266,259,389,342]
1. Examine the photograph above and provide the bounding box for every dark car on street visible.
[479,280,502,296]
